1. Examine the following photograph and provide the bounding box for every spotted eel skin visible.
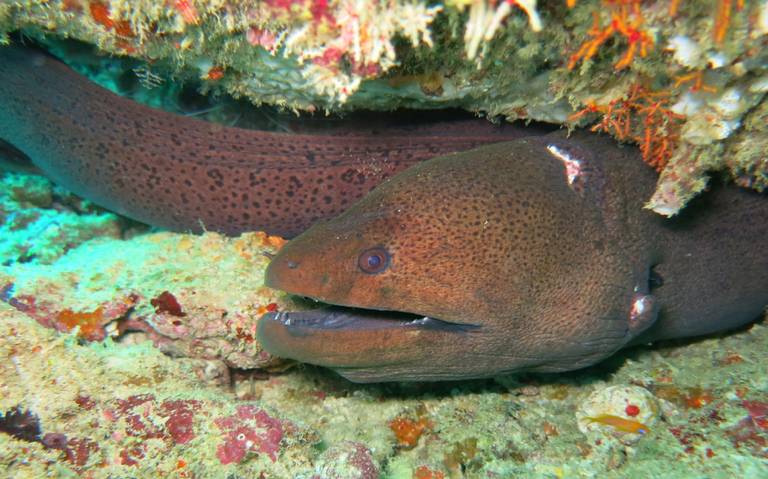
[259,131,768,382]
[0,45,541,237]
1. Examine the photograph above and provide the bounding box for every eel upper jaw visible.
[261,264,481,333]
[258,254,483,381]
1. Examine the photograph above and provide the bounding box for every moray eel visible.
[259,131,768,382]
[0,45,540,237]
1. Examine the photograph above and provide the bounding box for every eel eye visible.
[358,247,390,274]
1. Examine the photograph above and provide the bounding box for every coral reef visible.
[1,225,292,370]
[0,0,765,213]
[1,2,767,477]
[0,172,124,265]
[3,301,766,477]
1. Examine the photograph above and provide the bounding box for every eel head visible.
[258,135,659,382]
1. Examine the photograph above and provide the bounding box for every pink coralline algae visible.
[725,399,768,457]
[111,394,202,445]
[101,394,203,466]
[214,405,284,464]
[64,437,100,467]
[1,287,139,341]
[313,441,379,479]
[150,290,186,317]
[161,399,200,444]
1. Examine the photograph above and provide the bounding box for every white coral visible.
[666,35,702,68]
[276,0,442,103]
[457,0,543,60]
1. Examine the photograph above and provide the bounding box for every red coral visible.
[116,394,155,415]
[119,443,147,466]
[713,0,744,44]
[15,294,138,341]
[172,0,199,24]
[315,442,379,479]
[115,395,165,439]
[89,1,135,37]
[214,405,283,464]
[414,466,445,479]
[568,2,653,71]
[389,416,431,449]
[75,395,96,410]
[669,425,706,455]
[206,66,225,81]
[42,432,69,451]
[246,27,278,49]
[313,47,345,68]
[7,294,37,314]
[310,0,335,25]
[743,400,768,430]
[65,437,99,467]
[569,84,684,171]
[151,291,186,317]
[101,396,204,466]
[726,415,768,457]
[625,404,640,417]
[55,307,108,340]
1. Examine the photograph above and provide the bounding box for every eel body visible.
[4,46,764,384]
[0,46,541,237]
[259,131,768,382]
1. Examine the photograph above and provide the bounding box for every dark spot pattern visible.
[0,46,541,238]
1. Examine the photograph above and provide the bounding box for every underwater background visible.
[1,167,768,477]
[1,0,768,477]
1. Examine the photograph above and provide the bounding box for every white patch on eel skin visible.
[546,144,582,186]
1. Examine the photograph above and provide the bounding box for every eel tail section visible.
[637,182,768,343]
[0,45,542,237]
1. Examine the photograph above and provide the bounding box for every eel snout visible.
[258,221,490,382]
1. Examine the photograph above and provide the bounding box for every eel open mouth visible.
[260,305,481,335]
[255,237,483,379]
[256,301,483,379]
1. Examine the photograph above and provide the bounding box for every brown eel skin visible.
[0,45,545,238]
[4,45,765,384]
[259,131,768,382]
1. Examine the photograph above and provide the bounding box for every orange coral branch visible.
[570,85,684,171]
[668,0,682,17]
[673,71,717,93]
[568,3,654,71]
[713,0,745,44]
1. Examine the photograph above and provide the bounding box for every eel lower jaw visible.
[255,304,482,380]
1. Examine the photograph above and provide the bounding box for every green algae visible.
[0,172,124,265]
